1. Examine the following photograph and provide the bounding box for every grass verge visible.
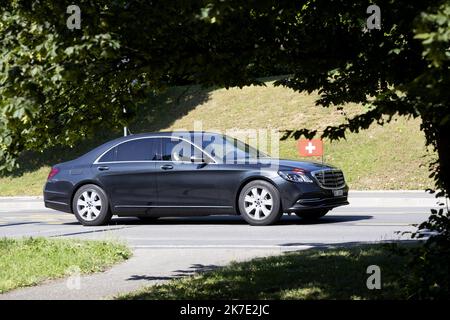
[0,237,131,294]
[120,243,414,300]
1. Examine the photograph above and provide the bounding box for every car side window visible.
[98,138,160,162]
[161,138,203,162]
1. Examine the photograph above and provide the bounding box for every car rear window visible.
[98,147,117,162]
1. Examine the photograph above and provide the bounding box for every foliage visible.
[397,204,450,299]
[0,1,187,170]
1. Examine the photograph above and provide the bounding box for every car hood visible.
[263,158,337,172]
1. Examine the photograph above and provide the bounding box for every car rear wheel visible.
[295,209,329,221]
[238,180,282,226]
[72,184,112,226]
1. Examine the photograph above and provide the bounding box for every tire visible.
[238,180,282,226]
[295,209,329,222]
[72,184,112,226]
[137,216,159,223]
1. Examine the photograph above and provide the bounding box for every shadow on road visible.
[127,264,220,283]
[127,275,176,281]
[0,221,41,228]
[104,214,373,226]
[173,264,219,275]
[279,239,420,248]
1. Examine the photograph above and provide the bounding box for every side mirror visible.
[190,155,205,163]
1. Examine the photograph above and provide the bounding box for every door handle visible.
[98,166,109,171]
[160,164,173,170]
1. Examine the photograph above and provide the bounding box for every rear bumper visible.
[43,182,72,213]
[44,199,72,213]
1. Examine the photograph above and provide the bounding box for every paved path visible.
[0,191,446,299]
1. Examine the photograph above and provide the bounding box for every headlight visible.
[278,170,313,183]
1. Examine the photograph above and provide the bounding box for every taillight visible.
[47,167,60,180]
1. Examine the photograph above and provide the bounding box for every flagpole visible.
[123,107,127,137]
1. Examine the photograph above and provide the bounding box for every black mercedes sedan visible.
[44,132,349,226]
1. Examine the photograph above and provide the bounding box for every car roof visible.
[108,131,224,144]
[126,131,222,137]
[74,131,224,164]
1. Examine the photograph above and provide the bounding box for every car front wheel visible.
[72,184,112,226]
[238,180,282,226]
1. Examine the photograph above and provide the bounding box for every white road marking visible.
[132,244,314,249]
[353,223,414,226]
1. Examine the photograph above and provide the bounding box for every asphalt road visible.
[0,191,443,248]
[0,191,446,299]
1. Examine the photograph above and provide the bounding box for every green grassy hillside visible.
[0,81,433,195]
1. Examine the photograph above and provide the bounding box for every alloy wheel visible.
[243,187,273,220]
[76,190,102,221]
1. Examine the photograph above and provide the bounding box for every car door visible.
[155,137,231,208]
[93,138,159,211]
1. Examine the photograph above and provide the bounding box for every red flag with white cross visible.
[297,139,324,157]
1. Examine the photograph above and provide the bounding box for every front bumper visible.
[273,176,349,212]
[286,196,349,211]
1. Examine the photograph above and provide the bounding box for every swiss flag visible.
[297,139,324,157]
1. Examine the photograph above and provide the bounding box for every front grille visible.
[312,169,346,189]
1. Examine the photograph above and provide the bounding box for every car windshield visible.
[201,134,269,163]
